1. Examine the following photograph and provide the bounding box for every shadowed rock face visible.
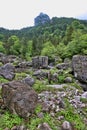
[2,81,38,118]
[72,55,87,90]
[32,56,48,69]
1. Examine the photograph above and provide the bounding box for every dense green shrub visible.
[0,111,23,129]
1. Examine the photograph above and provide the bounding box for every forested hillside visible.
[0,14,87,60]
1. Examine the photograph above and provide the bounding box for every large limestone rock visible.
[32,56,48,69]
[72,55,87,83]
[2,81,38,118]
[72,55,87,91]
[0,63,15,80]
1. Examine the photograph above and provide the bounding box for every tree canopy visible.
[0,16,87,60]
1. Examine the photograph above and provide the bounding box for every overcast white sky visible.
[0,0,87,29]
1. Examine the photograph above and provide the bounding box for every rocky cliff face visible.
[34,12,50,26]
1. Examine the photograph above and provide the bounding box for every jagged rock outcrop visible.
[34,12,50,26]
[0,63,15,80]
[72,55,87,90]
[32,56,48,69]
[2,81,38,118]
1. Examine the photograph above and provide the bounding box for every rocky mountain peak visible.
[34,12,50,26]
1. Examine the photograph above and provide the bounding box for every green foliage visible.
[0,62,3,67]
[58,75,65,83]
[0,34,4,41]
[72,20,85,29]
[6,35,21,55]
[0,88,2,99]
[33,80,47,93]
[0,41,5,53]
[0,17,87,59]
[25,40,33,60]
[27,117,41,130]
[33,80,58,93]
[0,111,23,129]
[64,25,74,44]
[71,83,83,90]
[56,43,66,58]
[80,97,87,103]
[49,68,58,74]
[15,72,27,80]
[0,76,9,83]
[27,113,57,130]
[41,41,56,59]
[58,99,86,130]
[34,104,42,115]
[63,33,87,58]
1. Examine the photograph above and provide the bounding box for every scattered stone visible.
[11,126,17,130]
[37,112,44,118]
[11,125,27,130]
[78,82,87,91]
[64,58,71,63]
[58,98,65,108]
[81,92,87,98]
[58,116,64,120]
[23,75,35,87]
[61,121,72,130]
[74,96,80,102]
[1,55,17,64]
[4,128,9,130]
[2,81,38,118]
[42,102,50,112]
[15,61,32,72]
[51,73,58,83]
[18,61,32,68]
[38,122,52,130]
[64,77,72,83]
[33,69,48,80]
[47,84,66,89]
[0,99,3,107]
[50,112,55,117]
